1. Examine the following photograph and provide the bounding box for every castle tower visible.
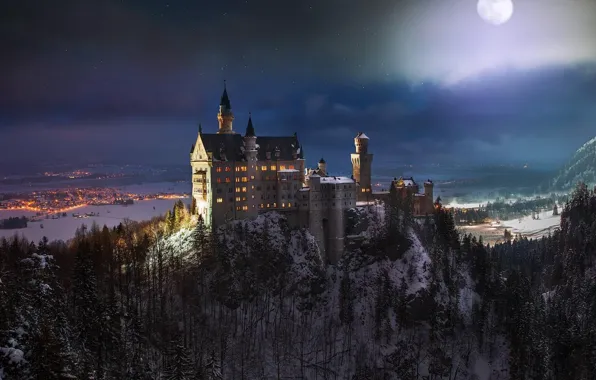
[243,114,258,161]
[423,180,434,214]
[217,81,235,134]
[318,158,327,176]
[351,132,373,202]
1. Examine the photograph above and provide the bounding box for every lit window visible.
[261,166,267,171]
[217,178,222,183]
[281,203,285,208]
[288,203,292,207]
[242,187,247,192]
[266,203,270,208]
[236,187,241,192]
[242,205,248,211]
[236,178,240,183]
[241,177,248,183]
[216,167,222,173]
[236,197,241,202]
[250,175,255,180]
[216,198,223,203]
[236,206,241,211]
[225,178,231,183]
[280,165,286,170]
[260,204,264,208]
[273,202,277,207]
[270,165,276,171]
[225,167,231,172]
[289,165,295,169]
[242,166,247,171]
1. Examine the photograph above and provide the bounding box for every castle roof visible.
[320,176,355,184]
[355,132,369,139]
[319,157,326,164]
[195,133,299,161]
[245,115,255,137]
[220,82,231,109]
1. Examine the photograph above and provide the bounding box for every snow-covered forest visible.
[1,184,596,379]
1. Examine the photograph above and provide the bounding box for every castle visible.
[190,85,434,264]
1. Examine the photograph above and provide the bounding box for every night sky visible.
[2,0,596,172]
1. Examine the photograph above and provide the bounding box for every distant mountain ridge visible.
[550,136,596,190]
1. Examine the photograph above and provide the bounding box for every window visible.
[242,187,247,192]
[250,175,255,180]
[288,202,292,207]
[260,204,264,208]
[281,203,285,208]
[236,197,241,202]
[216,167,222,173]
[280,165,286,170]
[270,165,276,171]
[217,178,222,183]
[228,187,233,193]
[236,178,240,183]
[273,202,277,208]
[261,165,267,171]
[241,177,248,183]
[242,205,248,211]
[266,203,270,208]
[216,188,222,194]
[225,167,231,172]
[236,187,241,192]
[225,178,231,183]
[216,198,223,203]
[236,206,242,211]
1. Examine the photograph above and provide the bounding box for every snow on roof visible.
[356,132,369,139]
[319,176,355,184]
[278,169,299,173]
[299,187,310,192]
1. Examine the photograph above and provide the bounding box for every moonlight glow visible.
[477,0,514,25]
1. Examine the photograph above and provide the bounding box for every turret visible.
[424,179,434,213]
[243,114,258,161]
[351,132,373,202]
[318,158,327,176]
[217,81,235,134]
[354,132,369,154]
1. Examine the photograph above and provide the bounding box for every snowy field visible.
[0,198,191,243]
[120,181,191,195]
[459,207,561,245]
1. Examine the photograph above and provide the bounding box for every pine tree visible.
[201,351,222,380]
[72,239,101,375]
[163,339,194,380]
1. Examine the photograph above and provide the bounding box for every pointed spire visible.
[245,112,255,137]
[298,144,304,159]
[198,123,203,134]
[319,157,326,164]
[220,80,231,109]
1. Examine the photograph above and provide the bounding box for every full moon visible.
[477,0,514,26]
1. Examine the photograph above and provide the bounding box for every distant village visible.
[0,187,188,229]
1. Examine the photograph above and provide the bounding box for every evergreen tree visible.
[163,339,194,380]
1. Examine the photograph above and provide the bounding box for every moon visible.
[477,0,514,26]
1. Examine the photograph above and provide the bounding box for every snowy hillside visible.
[551,136,596,190]
[177,210,508,379]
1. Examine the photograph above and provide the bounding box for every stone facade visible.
[190,85,434,263]
[190,86,356,264]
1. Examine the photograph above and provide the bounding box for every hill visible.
[550,136,596,190]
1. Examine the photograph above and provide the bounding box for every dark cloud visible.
[1,0,596,171]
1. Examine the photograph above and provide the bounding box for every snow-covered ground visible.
[120,181,190,195]
[499,208,561,237]
[459,207,561,244]
[0,198,191,243]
